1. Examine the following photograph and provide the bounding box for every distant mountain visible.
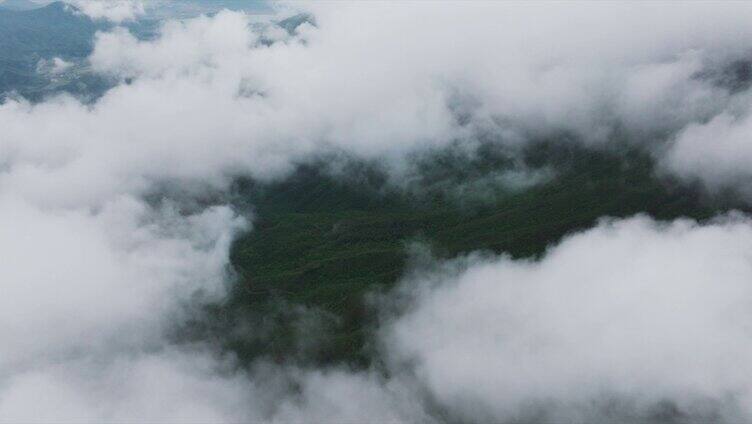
[0,1,112,100]
[0,0,272,100]
[277,13,315,34]
[0,1,99,60]
[0,0,47,12]
[145,0,273,19]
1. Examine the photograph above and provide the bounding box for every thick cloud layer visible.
[5,1,752,422]
[7,2,752,200]
[665,110,752,195]
[386,216,752,422]
[0,192,249,422]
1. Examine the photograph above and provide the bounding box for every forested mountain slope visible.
[212,142,740,365]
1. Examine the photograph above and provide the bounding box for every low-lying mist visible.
[4,1,752,422]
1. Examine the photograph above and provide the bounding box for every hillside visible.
[208,142,738,366]
[0,2,115,100]
[0,2,96,64]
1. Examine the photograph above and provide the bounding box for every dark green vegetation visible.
[210,141,743,367]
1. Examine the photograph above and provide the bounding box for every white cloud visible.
[0,349,258,424]
[4,2,749,206]
[7,2,752,421]
[385,215,752,422]
[77,2,752,186]
[0,193,250,422]
[67,0,144,23]
[663,107,752,195]
[37,57,73,76]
